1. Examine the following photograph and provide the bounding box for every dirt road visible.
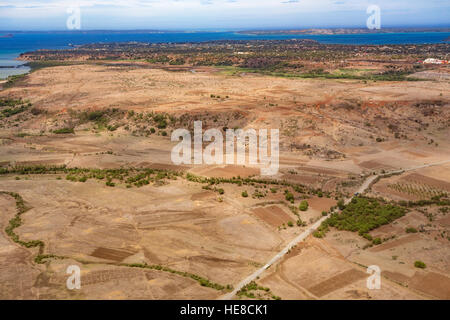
[219,160,450,300]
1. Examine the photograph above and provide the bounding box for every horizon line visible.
[2,25,450,33]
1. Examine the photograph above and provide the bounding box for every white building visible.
[423,58,449,65]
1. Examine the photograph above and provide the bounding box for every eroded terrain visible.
[0,47,449,299]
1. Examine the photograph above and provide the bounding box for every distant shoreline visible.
[236,28,450,36]
[1,30,449,79]
[1,27,449,34]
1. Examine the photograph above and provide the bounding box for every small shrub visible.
[414,261,426,269]
[362,233,373,241]
[372,238,382,245]
[313,231,325,238]
[299,200,309,211]
[406,227,418,233]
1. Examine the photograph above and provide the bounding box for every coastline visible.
[1,30,449,80]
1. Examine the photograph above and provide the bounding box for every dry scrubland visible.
[0,54,449,299]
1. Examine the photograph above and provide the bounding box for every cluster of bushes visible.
[314,196,407,242]
[185,173,327,198]
[69,108,126,131]
[152,113,168,129]
[0,98,31,118]
[65,168,182,188]
[0,98,24,107]
[105,180,116,187]
[124,111,177,137]
[252,189,266,199]
[0,165,182,189]
[439,207,449,214]
[2,165,334,201]
[77,108,123,123]
[187,173,332,201]
[398,197,450,208]
[202,185,225,195]
[285,190,295,203]
[35,254,65,264]
[237,281,281,300]
[0,165,65,175]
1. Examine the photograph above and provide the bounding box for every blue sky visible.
[0,0,449,30]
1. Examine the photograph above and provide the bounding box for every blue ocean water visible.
[0,31,449,79]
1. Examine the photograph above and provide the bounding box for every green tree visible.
[299,200,309,211]
[285,191,294,203]
[337,199,345,210]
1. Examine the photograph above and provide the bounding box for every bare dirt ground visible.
[258,237,427,300]
[0,176,283,299]
[2,64,449,175]
[0,63,449,299]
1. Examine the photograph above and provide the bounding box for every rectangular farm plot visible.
[90,247,137,262]
[252,206,293,228]
[402,173,450,192]
[307,268,367,298]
